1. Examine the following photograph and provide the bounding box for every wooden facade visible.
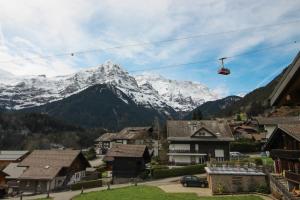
[264,124,300,191]
[270,51,300,106]
[104,144,151,182]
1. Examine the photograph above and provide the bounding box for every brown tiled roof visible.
[254,116,300,125]
[167,120,234,141]
[19,166,61,180]
[95,127,152,142]
[104,144,147,161]
[18,150,88,180]
[95,133,116,142]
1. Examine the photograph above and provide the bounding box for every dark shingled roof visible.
[270,51,300,106]
[254,116,300,125]
[167,120,234,141]
[18,150,90,180]
[103,144,148,162]
[278,124,300,141]
[264,124,300,150]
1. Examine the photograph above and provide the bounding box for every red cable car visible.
[218,57,230,75]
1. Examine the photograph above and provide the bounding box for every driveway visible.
[158,183,212,196]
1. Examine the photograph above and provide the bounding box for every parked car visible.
[180,175,208,188]
[230,151,249,160]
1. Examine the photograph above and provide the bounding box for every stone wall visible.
[208,174,266,194]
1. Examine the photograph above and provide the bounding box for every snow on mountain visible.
[135,74,219,111]
[0,62,219,112]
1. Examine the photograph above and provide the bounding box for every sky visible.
[0,0,300,97]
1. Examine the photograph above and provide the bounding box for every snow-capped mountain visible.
[135,74,219,111]
[0,62,219,112]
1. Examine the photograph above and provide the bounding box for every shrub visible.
[151,165,168,170]
[255,183,270,194]
[230,141,262,153]
[152,164,205,179]
[70,179,102,190]
[84,147,96,160]
[254,157,263,166]
[216,183,226,194]
[139,170,150,180]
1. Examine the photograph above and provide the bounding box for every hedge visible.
[152,164,206,179]
[70,179,102,190]
[230,141,262,153]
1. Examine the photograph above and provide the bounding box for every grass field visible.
[73,186,264,200]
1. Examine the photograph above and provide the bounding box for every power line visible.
[1,19,300,64]
[128,40,298,73]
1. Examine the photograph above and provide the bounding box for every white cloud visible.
[0,0,299,81]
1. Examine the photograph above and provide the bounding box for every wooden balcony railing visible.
[270,149,300,160]
[285,170,300,183]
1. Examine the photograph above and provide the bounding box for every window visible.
[215,149,224,162]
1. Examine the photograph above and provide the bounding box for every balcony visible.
[285,171,300,183]
[168,149,207,156]
[270,149,300,160]
[169,149,195,153]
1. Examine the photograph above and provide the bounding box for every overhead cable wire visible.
[0,19,300,64]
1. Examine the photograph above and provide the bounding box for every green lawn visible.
[73,186,264,200]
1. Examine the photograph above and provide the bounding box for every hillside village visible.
[0,52,298,200]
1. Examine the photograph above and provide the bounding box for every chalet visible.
[95,127,158,156]
[3,163,27,193]
[95,133,115,154]
[233,125,263,141]
[270,51,300,107]
[103,144,151,183]
[264,124,300,192]
[167,120,234,165]
[0,151,29,168]
[17,150,90,194]
[254,116,300,139]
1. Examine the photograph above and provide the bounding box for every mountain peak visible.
[0,62,218,112]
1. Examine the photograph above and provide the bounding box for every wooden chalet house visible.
[103,144,151,184]
[18,150,90,194]
[167,120,234,165]
[264,124,300,191]
[95,126,158,156]
[0,151,29,168]
[270,51,300,107]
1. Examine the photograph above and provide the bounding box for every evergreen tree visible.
[192,109,203,120]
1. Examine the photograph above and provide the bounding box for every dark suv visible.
[180,175,208,188]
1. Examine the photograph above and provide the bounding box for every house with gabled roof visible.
[167,120,234,165]
[0,151,29,168]
[17,150,90,194]
[270,51,300,107]
[103,144,151,183]
[95,126,158,156]
[254,116,300,139]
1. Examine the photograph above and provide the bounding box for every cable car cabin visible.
[218,68,230,75]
